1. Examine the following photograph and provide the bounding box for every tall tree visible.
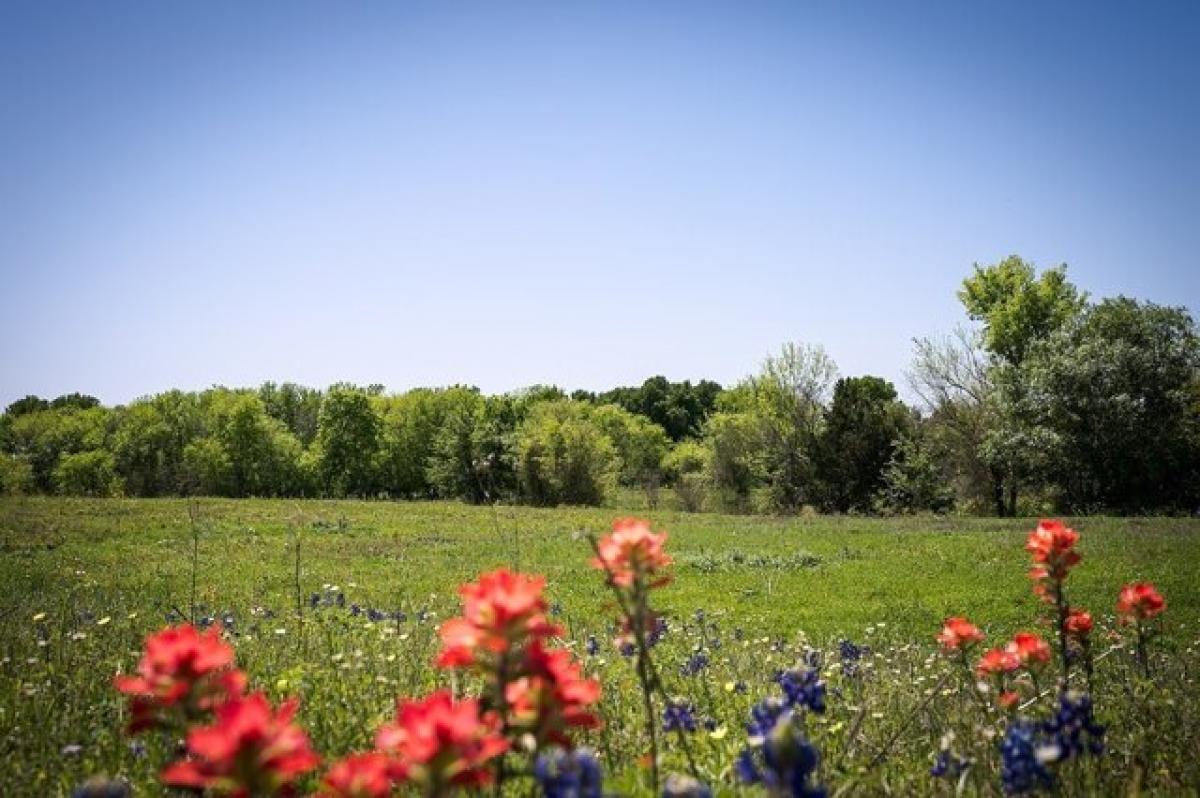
[316,385,381,497]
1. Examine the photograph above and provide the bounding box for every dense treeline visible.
[3,257,1198,515]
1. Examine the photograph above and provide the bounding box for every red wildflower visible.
[436,569,561,669]
[1065,608,1094,638]
[590,517,673,589]
[1005,632,1052,667]
[998,691,1020,710]
[161,692,320,797]
[1025,519,1081,580]
[315,752,393,798]
[114,624,246,733]
[375,691,508,792]
[936,617,985,652]
[1117,582,1166,622]
[975,647,1020,678]
[505,641,602,747]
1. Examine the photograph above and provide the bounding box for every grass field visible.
[2,498,1198,795]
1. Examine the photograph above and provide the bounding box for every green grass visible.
[1,497,1198,795]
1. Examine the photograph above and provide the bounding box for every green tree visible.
[1029,298,1200,513]
[316,385,381,497]
[959,256,1087,368]
[515,401,615,506]
[815,376,911,512]
[0,454,34,495]
[875,427,955,514]
[52,450,122,496]
[702,411,762,511]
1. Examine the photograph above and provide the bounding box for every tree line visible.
[3,256,1198,515]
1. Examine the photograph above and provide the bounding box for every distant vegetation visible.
[3,256,1198,515]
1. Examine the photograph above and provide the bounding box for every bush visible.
[52,450,122,497]
[0,454,34,495]
[516,402,616,506]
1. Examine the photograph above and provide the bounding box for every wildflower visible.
[1005,633,1052,668]
[161,692,320,797]
[774,668,826,714]
[114,624,246,733]
[937,617,985,652]
[436,569,560,669]
[1042,691,1104,760]
[1024,520,1081,580]
[838,639,862,662]
[1116,583,1166,622]
[662,700,698,733]
[590,517,673,589]
[976,647,1020,678]
[999,720,1055,795]
[736,704,825,797]
[681,652,710,676]
[746,698,788,741]
[505,641,602,748]
[930,749,970,779]
[662,773,714,797]
[998,691,1020,710]
[534,747,604,798]
[585,635,599,657]
[374,691,508,791]
[315,751,393,798]
[1064,609,1093,638]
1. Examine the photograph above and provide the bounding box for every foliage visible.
[516,401,616,506]
[317,385,382,498]
[52,449,122,496]
[813,376,911,513]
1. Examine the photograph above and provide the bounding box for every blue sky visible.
[2,1,1197,407]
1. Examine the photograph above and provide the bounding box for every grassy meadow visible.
[1,497,1198,795]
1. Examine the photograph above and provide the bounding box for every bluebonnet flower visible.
[1042,692,1104,760]
[648,617,669,646]
[335,592,346,608]
[734,627,745,642]
[1000,720,1056,795]
[349,604,362,616]
[367,608,387,622]
[534,747,603,798]
[681,652,710,676]
[127,739,146,759]
[619,641,636,658]
[775,668,826,714]
[746,698,788,740]
[737,705,825,797]
[663,700,698,733]
[586,635,599,657]
[931,749,970,779]
[694,608,706,623]
[733,680,748,694]
[838,640,862,662]
[309,593,321,608]
[551,602,564,617]
[662,774,713,797]
[802,648,823,671]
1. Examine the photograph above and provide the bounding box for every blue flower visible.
[586,635,599,657]
[1000,720,1055,795]
[681,652,710,676]
[738,705,825,797]
[309,593,321,608]
[662,774,713,798]
[775,668,826,714]
[367,608,386,622]
[663,700,698,733]
[931,749,970,779]
[649,617,669,646]
[1042,691,1104,760]
[838,640,862,662]
[551,602,564,617]
[534,747,603,798]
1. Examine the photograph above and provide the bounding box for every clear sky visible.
[2,1,1197,407]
